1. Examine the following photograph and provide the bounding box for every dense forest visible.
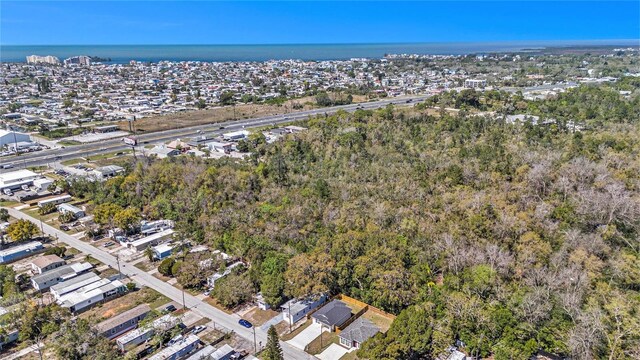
[63,80,640,360]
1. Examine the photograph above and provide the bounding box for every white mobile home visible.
[37,195,72,208]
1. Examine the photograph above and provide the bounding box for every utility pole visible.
[253,326,257,353]
[116,255,122,279]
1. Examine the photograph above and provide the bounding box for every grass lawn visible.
[134,261,153,272]
[80,287,169,321]
[98,267,119,278]
[86,150,131,162]
[306,331,339,355]
[61,158,85,166]
[280,319,311,341]
[202,297,234,315]
[57,140,81,146]
[362,311,395,333]
[340,351,359,360]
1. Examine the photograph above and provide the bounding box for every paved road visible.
[0,95,428,172]
[5,207,316,360]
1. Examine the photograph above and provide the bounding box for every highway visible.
[0,95,428,172]
[5,207,316,360]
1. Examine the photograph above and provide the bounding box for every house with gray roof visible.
[311,299,352,331]
[338,317,380,349]
[96,304,151,339]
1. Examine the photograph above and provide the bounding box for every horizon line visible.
[2,39,640,47]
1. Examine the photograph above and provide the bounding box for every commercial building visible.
[95,304,151,339]
[0,169,40,191]
[57,278,126,313]
[30,262,93,291]
[33,178,54,192]
[148,334,200,360]
[116,314,180,350]
[0,130,31,148]
[93,165,125,179]
[464,79,487,89]
[49,272,102,299]
[222,130,249,142]
[0,241,44,264]
[30,254,65,274]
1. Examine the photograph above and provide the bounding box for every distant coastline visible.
[1,40,638,63]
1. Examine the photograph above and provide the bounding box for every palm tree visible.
[144,247,155,262]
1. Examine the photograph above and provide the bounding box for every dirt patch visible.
[280,319,311,341]
[79,287,168,321]
[203,296,234,315]
[242,307,278,326]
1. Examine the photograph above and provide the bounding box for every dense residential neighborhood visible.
[0,41,639,360]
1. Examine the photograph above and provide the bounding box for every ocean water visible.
[1,40,636,63]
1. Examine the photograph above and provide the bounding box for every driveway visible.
[317,343,351,360]
[287,322,325,350]
[5,207,316,360]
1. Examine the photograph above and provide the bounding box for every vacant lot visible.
[79,287,168,322]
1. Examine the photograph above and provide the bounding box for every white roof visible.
[50,272,101,298]
[58,278,124,308]
[117,314,178,344]
[209,344,235,360]
[0,169,39,184]
[153,243,173,254]
[0,241,43,257]
[129,229,174,248]
[222,130,249,138]
[149,334,199,360]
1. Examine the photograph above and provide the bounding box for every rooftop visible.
[339,316,380,344]
[95,304,151,333]
[30,254,64,269]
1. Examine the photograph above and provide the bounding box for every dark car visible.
[60,225,69,231]
[238,319,252,328]
[219,126,225,129]
[164,305,177,312]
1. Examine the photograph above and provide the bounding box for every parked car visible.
[164,304,177,312]
[21,185,30,191]
[3,189,13,196]
[60,225,69,231]
[192,325,206,334]
[238,319,253,328]
[167,334,183,346]
[103,241,115,247]
[1,164,14,169]
[203,290,211,297]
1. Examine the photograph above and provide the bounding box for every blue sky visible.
[1,1,638,45]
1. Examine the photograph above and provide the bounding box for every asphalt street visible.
[5,207,317,360]
[0,95,428,172]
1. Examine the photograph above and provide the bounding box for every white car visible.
[192,325,206,334]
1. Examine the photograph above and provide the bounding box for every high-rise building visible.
[63,56,92,66]
[26,55,60,65]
